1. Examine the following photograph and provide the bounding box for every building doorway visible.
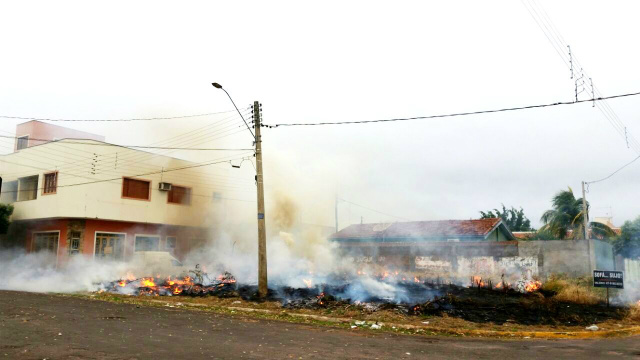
[94,232,125,260]
[32,231,59,266]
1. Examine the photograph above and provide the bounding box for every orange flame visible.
[141,278,156,288]
[472,276,485,288]
[524,280,542,292]
[302,279,313,288]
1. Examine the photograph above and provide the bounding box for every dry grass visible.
[553,284,602,305]
[543,274,604,305]
[628,302,640,321]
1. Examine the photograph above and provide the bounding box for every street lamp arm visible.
[212,83,255,139]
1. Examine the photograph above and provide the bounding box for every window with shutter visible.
[122,178,150,200]
[168,185,191,205]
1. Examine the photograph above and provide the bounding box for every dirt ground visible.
[1,290,640,359]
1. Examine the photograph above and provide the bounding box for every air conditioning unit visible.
[158,182,172,191]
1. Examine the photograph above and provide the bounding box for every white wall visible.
[0,140,230,227]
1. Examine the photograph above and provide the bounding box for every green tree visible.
[612,216,640,258]
[0,203,13,234]
[539,187,616,240]
[480,204,533,231]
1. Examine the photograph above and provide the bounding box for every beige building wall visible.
[0,139,232,227]
[15,120,105,150]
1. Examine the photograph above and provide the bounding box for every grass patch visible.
[543,274,604,305]
[628,303,640,322]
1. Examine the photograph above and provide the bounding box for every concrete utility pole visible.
[254,101,268,298]
[581,181,589,240]
[211,83,267,298]
[335,194,339,233]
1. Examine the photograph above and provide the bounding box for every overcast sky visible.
[1,1,639,229]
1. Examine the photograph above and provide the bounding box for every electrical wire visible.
[0,110,237,122]
[0,155,251,192]
[0,135,252,151]
[521,0,640,154]
[0,127,258,185]
[585,154,640,185]
[339,198,411,221]
[0,137,258,188]
[94,109,253,172]
[0,141,256,191]
[265,91,640,127]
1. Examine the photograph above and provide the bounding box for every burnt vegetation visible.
[103,273,626,327]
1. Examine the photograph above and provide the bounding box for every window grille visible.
[43,172,57,194]
[69,231,81,255]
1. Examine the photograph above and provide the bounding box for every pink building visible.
[15,120,105,151]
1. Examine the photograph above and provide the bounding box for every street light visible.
[211,83,254,139]
[212,83,268,298]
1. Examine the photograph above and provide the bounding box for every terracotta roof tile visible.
[512,231,535,240]
[332,218,503,240]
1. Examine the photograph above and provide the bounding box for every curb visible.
[148,299,640,339]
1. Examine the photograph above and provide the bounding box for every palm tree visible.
[539,187,616,240]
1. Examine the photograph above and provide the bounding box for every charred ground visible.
[101,274,629,327]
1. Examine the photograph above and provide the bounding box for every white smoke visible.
[0,249,129,293]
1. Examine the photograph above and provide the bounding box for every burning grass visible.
[96,270,636,329]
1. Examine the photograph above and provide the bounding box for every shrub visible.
[0,204,13,234]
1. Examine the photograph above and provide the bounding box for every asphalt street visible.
[1,290,639,359]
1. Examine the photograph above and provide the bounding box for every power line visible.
[2,135,252,151]
[264,91,640,127]
[90,109,253,173]
[586,154,640,185]
[0,156,248,192]
[0,110,236,122]
[521,0,640,154]
[339,198,410,221]
[0,136,258,188]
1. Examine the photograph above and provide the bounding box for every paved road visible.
[1,291,639,359]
